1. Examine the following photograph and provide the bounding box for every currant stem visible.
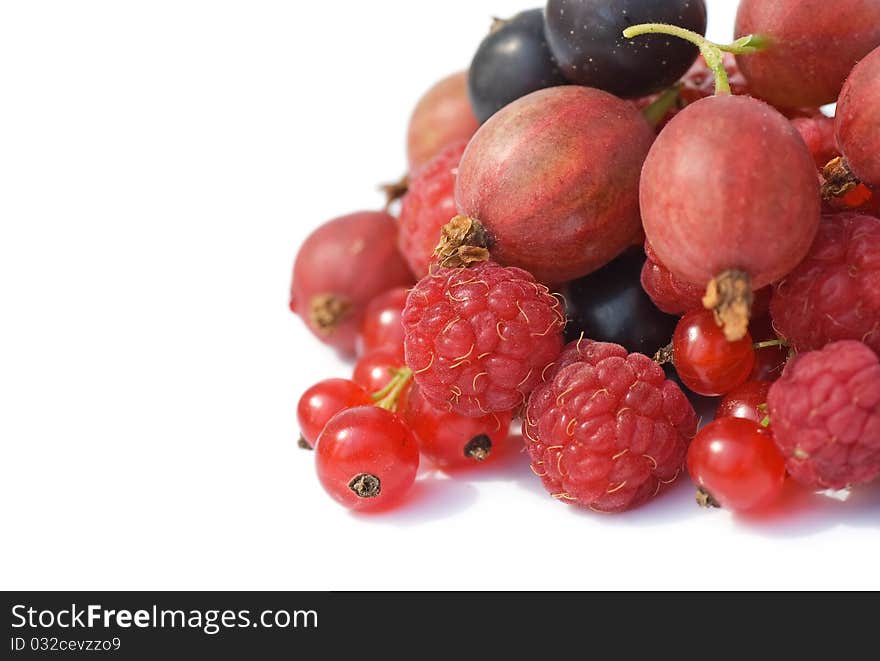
[373,367,413,412]
[753,338,788,350]
[622,24,767,96]
[641,85,680,127]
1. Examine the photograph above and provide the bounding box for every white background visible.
[2,0,877,591]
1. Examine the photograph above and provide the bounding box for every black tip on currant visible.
[464,434,492,461]
[348,473,381,498]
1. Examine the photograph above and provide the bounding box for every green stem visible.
[753,338,788,350]
[373,367,413,413]
[641,85,680,127]
[622,23,768,96]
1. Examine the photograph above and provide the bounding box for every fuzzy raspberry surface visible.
[523,339,697,512]
[770,213,880,355]
[398,140,467,278]
[790,115,838,168]
[767,340,880,489]
[403,260,565,417]
[640,241,704,315]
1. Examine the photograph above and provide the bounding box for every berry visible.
[357,287,409,356]
[640,241,704,316]
[640,94,820,339]
[565,247,677,356]
[672,309,755,397]
[767,340,880,490]
[406,71,479,172]
[315,406,419,511]
[402,385,512,469]
[467,9,567,123]
[455,86,654,283]
[791,114,838,168]
[523,340,697,512]
[296,379,371,448]
[835,45,880,189]
[545,0,707,98]
[353,346,407,395]
[402,259,564,417]
[748,315,788,381]
[734,0,880,109]
[641,242,774,320]
[824,183,879,217]
[770,213,880,355]
[398,140,466,278]
[687,417,785,512]
[750,286,772,321]
[289,211,413,355]
[716,380,772,424]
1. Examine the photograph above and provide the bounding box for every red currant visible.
[353,346,407,394]
[315,406,419,511]
[402,385,512,469]
[716,380,771,424]
[687,417,785,512]
[748,315,787,381]
[356,287,408,357]
[296,378,371,448]
[673,308,755,396]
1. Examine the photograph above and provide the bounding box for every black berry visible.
[468,8,568,123]
[544,0,707,97]
[563,246,677,357]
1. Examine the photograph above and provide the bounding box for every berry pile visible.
[288,1,880,516]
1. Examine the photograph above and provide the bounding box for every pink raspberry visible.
[770,213,880,355]
[790,115,838,168]
[767,340,880,490]
[398,140,467,278]
[402,260,564,417]
[523,339,697,512]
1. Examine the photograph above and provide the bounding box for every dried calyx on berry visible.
[820,156,860,200]
[433,215,492,268]
[463,434,492,461]
[403,217,565,417]
[309,293,352,336]
[702,269,754,343]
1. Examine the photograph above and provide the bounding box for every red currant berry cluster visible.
[288,1,880,517]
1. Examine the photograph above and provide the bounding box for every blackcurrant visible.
[563,246,677,357]
[468,8,568,123]
[544,0,707,97]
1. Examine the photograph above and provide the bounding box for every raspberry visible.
[523,339,698,512]
[640,241,704,315]
[402,260,565,417]
[790,115,838,168]
[398,140,467,278]
[770,213,880,355]
[767,340,880,490]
